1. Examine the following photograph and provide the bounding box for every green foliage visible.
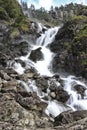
[71,15,87,21]
[12,16,31,33]
[0,7,9,20]
[0,0,22,20]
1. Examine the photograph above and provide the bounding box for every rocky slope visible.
[0,69,87,130]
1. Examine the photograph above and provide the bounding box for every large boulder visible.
[29,47,43,62]
[73,84,86,98]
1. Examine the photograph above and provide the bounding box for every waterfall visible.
[10,23,87,118]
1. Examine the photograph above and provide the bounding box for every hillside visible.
[0,0,22,20]
[50,15,87,78]
[22,2,87,25]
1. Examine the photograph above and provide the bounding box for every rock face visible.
[50,16,87,78]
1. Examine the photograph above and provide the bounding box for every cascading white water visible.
[11,23,87,118]
[33,26,59,76]
[12,26,59,76]
[62,76,87,110]
[36,27,59,46]
[34,46,53,76]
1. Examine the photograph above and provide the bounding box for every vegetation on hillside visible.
[0,0,31,38]
[21,2,87,25]
[0,0,22,20]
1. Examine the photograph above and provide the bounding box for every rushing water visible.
[11,23,87,118]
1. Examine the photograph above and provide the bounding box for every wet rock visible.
[54,110,87,126]
[49,80,58,91]
[74,84,86,97]
[24,72,35,78]
[52,74,60,79]
[46,78,69,102]
[25,66,38,74]
[56,87,70,103]
[29,47,43,62]
[15,59,26,68]
[36,77,48,92]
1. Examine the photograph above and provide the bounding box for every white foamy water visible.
[11,23,87,118]
[36,26,59,46]
[62,76,87,111]
[13,62,25,74]
[35,46,53,76]
[45,100,71,117]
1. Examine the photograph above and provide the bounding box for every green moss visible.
[10,28,20,39]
